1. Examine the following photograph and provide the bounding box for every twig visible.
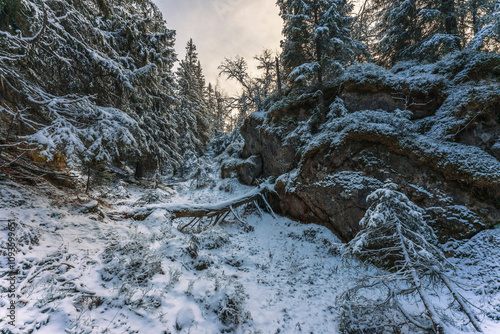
[230,205,247,225]
[0,151,26,168]
[438,272,483,332]
[454,109,485,137]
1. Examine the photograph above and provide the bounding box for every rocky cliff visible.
[225,52,500,243]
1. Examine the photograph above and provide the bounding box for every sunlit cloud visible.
[153,0,283,93]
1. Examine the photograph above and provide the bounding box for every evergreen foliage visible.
[367,0,422,65]
[342,185,483,333]
[358,0,499,64]
[467,0,500,52]
[176,39,211,156]
[277,0,361,84]
[0,0,25,31]
[206,83,230,133]
[0,0,193,178]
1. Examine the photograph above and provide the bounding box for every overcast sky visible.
[152,0,283,93]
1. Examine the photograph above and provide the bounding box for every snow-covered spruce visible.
[277,0,362,85]
[342,184,483,333]
[0,0,209,178]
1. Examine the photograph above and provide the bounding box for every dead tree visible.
[112,186,276,232]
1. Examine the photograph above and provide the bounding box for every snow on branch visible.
[1,0,182,171]
[340,184,483,333]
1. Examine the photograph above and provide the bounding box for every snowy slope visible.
[0,174,499,333]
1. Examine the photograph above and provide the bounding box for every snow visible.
[0,175,348,333]
[315,171,383,192]
[1,168,499,333]
[289,62,320,82]
[249,111,267,121]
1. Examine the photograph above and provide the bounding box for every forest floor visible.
[0,165,499,333]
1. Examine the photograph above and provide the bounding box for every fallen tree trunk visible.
[112,186,274,224]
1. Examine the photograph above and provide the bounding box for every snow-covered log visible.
[113,186,272,224]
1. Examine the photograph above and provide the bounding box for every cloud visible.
[152,0,283,93]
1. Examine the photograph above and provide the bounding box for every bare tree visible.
[218,49,280,126]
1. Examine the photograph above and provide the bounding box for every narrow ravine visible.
[2,171,500,333]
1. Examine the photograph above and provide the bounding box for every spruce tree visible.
[277,0,313,80]
[176,39,211,155]
[367,0,421,65]
[366,0,499,65]
[315,0,362,80]
[214,87,229,132]
[343,185,483,333]
[277,0,359,85]
[0,0,183,178]
[206,83,216,132]
[466,0,500,51]
[415,0,462,59]
[205,83,229,134]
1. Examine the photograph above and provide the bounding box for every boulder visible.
[237,155,262,186]
[234,60,500,244]
[240,113,298,177]
[275,171,383,242]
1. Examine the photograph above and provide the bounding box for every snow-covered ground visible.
[0,173,499,333]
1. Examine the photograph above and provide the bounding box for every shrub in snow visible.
[1,218,40,250]
[103,180,132,200]
[190,164,216,190]
[341,184,483,333]
[190,230,231,251]
[183,270,250,330]
[134,188,175,206]
[101,233,164,286]
[214,277,249,328]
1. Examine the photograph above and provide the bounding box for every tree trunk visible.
[313,2,323,85]
[441,0,460,49]
[115,187,269,221]
[397,223,446,334]
[135,160,143,179]
[275,57,282,98]
[86,164,91,193]
[471,0,479,35]
[439,273,483,332]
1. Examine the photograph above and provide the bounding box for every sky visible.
[152,0,283,94]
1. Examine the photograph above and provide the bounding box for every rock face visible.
[232,55,500,243]
[274,140,499,243]
[492,141,500,160]
[221,155,263,186]
[240,114,298,177]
